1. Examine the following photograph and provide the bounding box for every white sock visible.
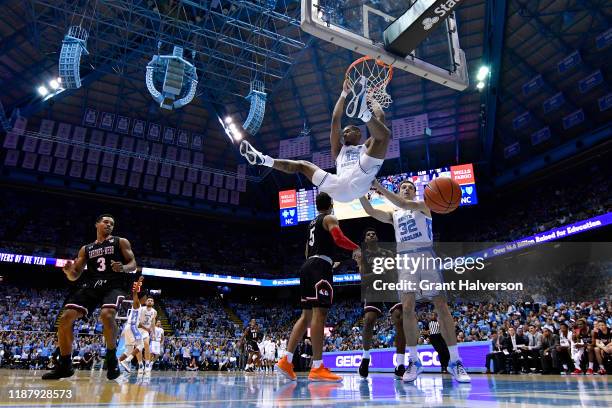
[362,350,370,359]
[286,352,293,363]
[588,362,594,369]
[448,345,459,362]
[408,346,419,362]
[312,360,322,369]
[395,353,405,366]
[562,364,568,370]
[262,155,274,167]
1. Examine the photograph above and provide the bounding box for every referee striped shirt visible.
[429,320,440,335]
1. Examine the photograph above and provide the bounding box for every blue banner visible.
[578,70,603,93]
[504,142,520,159]
[599,93,612,112]
[557,51,581,73]
[512,112,531,130]
[522,74,543,96]
[531,127,551,146]
[562,109,585,130]
[543,92,565,114]
[323,341,491,373]
[596,27,612,50]
[280,207,298,227]
[460,183,478,205]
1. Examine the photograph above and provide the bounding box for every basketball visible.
[424,177,461,214]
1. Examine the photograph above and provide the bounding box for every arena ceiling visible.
[0,0,610,201]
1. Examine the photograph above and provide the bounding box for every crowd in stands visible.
[1,283,609,374]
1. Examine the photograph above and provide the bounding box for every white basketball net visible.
[345,57,393,111]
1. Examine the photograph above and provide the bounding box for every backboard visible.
[301,0,469,90]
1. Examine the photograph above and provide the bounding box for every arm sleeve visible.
[329,226,359,251]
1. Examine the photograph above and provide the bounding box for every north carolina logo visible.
[422,17,439,30]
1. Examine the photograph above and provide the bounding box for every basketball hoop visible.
[345,56,393,115]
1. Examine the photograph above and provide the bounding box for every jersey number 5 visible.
[308,226,315,246]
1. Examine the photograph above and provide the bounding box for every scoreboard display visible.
[279,187,319,227]
[278,163,478,226]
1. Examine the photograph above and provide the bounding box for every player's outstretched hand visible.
[111,260,124,272]
[342,79,351,95]
[132,276,144,293]
[352,248,362,263]
[62,260,76,279]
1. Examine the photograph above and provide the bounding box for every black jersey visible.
[596,328,611,345]
[306,214,335,259]
[84,236,127,281]
[245,327,260,344]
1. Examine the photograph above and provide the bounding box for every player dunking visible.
[242,319,262,372]
[275,192,359,382]
[360,180,470,383]
[42,214,137,380]
[138,296,157,374]
[355,227,406,379]
[239,79,391,203]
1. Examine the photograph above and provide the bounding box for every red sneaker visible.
[571,368,583,375]
[586,368,594,375]
[598,368,607,375]
[308,364,343,382]
[275,356,297,381]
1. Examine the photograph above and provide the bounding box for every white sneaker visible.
[119,360,131,373]
[448,360,471,383]
[239,141,266,165]
[402,359,423,383]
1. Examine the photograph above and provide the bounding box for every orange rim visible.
[344,55,394,85]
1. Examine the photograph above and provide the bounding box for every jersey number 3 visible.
[97,258,106,271]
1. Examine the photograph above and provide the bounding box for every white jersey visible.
[335,144,364,177]
[264,341,276,355]
[392,208,433,244]
[126,308,140,328]
[139,306,157,330]
[153,326,164,342]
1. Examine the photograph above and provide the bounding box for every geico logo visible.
[335,355,372,367]
[419,351,441,366]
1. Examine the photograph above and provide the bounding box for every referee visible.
[427,313,450,373]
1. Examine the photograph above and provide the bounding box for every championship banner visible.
[177,130,190,147]
[115,116,130,134]
[148,123,161,141]
[132,119,146,138]
[163,127,176,144]
[83,108,98,127]
[99,112,115,131]
[191,134,203,150]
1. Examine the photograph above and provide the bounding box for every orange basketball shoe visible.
[275,356,297,381]
[308,364,343,382]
